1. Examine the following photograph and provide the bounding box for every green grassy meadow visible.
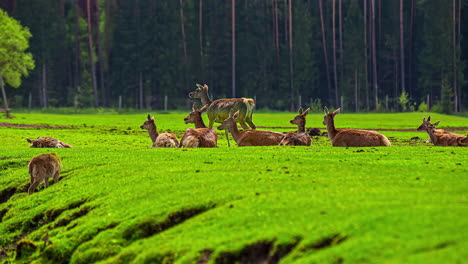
[0,111,467,264]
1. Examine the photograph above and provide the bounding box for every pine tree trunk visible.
[318,0,331,101]
[95,1,106,106]
[332,0,338,108]
[371,0,378,109]
[288,0,294,111]
[0,75,10,118]
[354,67,359,112]
[87,0,99,107]
[452,0,458,112]
[74,0,81,89]
[408,0,414,97]
[339,0,343,99]
[199,0,203,57]
[42,63,48,108]
[232,0,236,97]
[139,72,143,109]
[364,0,369,110]
[458,0,462,110]
[400,0,405,94]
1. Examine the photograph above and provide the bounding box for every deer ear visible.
[334,108,341,115]
[192,102,198,111]
[422,117,426,122]
[324,106,329,114]
[204,84,209,91]
[26,137,32,143]
[196,83,203,89]
[233,110,240,119]
[427,116,431,122]
[433,121,440,126]
[147,114,151,120]
[151,116,155,121]
[303,107,310,116]
[298,107,303,114]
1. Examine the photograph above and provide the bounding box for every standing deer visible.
[323,107,391,147]
[180,103,217,148]
[28,153,62,195]
[218,110,285,146]
[140,114,179,148]
[417,116,468,146]
[26,137,73,148]
[280,107,312,146]
[188,84,256,129]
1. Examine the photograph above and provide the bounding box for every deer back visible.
[332,129,391,147]
[153,133,179,148]
[280,132,311,146]
[236,130,285,146]
[181,127,217,148]
[206,98,253,123]
[28,154,62,180]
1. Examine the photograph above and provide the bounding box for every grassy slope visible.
[0,112,467,264]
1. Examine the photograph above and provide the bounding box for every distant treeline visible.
[0,0,467,112]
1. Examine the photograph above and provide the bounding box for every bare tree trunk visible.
[332,0,339,108]
[42,63,48,108]
[364,0,369,110]
[95,1,106,106]
[87,0,99,107]
[74,1,81,89]
[139,72,143,109]
[354,67,359,112]
[0,75,10,118]
[408,0,414,97]
[339,0,343,98]
[400,0,405,94]
[458,0,462,110]
[232,0,236,97]
[318,0,331,101]
[274,0,279,60]
[288,0,294,111]
[452,0,458,112]
[199,0,203,57]
[179,0,188,59]
[371,0,378,109]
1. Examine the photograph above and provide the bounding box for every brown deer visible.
[28,153,62,195]
[280,107,312,146]
[180,103,217,148]
[323,107,391,147]
[417,116,468,146]
[140,114,179,148]
[218,110,285,146]
[188,84,256,129]
[26,137,73,148]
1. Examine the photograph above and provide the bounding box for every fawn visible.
[280,107,312,146]
[417,116,468,146]
[180,103,217,148]
[218,110,285,146]
[28,153,62,195]
[26,137,73,148]
[323,107,391,147]
[140,114,179,148]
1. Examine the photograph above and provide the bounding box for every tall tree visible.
[400,0,405,95]
[318,0,331,102]
[371,0,378,108]
[332,0,339,108]
[288,0,294,111]
[0,9,35,117]
[364,0,369,110]
[232,0,236,97]
[452,0,458,112]
[87,0,99,107]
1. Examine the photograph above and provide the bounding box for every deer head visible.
[323,107,340,126]
[217,110,238,130]
[184,103,202,124]
[290,107,310,126]
[140,114,155,130]
[417,116,431,131]
[189,84,209,99]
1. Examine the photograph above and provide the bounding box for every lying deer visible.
[28,153,62,195]
[218,110,285,146]
[26,137,73,148]
[140,114,179,148]
[280,107,312,146]
[417,116,468,146]
[188,84,256,129]
[180,103,217,148]
[323,107,391,147]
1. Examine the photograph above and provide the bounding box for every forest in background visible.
[0,0,467,113]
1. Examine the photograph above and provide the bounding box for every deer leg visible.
[28,180,41,195]
[246,116,256,129]
[54,171,60,183]
[239,121,249,130]
[225,130,231,147]
[44,177,49,188]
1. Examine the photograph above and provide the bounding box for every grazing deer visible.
[218,110,285,146]
[323,107,391,147]
[180,103,217,148]
[188,84,256,129]
[26,137,73,148]
[140,114,179,148]
[417,116,468,147]
[280,107,312,146]
[28,153,62,195]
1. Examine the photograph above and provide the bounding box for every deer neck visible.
[200,93,212,106]
[297,122,306,133]
[147,123,159,143]
[427,129,438,145]
[194,114,207,128]
[228,122,242,143]
[326,117,338,140]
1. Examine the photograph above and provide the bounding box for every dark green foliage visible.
[1,0,467,111]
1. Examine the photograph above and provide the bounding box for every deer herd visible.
[21,83,467,194]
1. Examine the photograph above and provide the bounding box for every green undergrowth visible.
[0,112,467,263]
